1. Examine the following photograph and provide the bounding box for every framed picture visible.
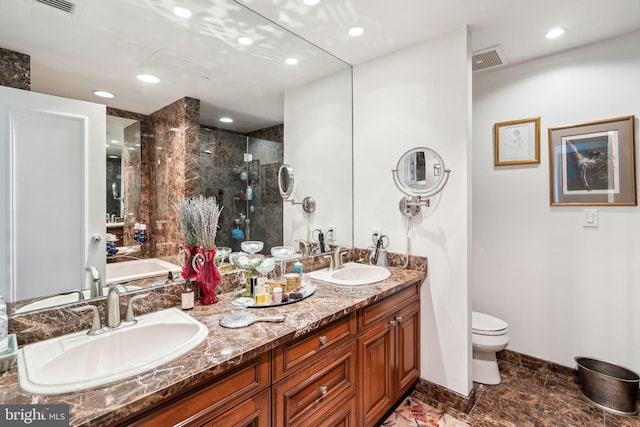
[548,115,636,206]
[494,117,540,166]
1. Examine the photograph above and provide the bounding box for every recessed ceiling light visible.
[93,90,114,98]
[173,6,192,18]
[348,26,364,37]
[285,58,299,65]
[108,155,119,159]
[303,0,320,5]
[545,27,565,39]
[220,117,234,123]
[136,74,160,83]
[111,140,118,144]
[127,147,136,151]
[238,37,253,46]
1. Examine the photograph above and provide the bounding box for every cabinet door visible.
[395,301,420,398]
[357,316,394,427]
[204,388,270,427]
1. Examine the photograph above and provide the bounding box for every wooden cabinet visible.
[126,353,271,427]
[272,315,357,427]
[357,284,421,427]
[119,282,420,427]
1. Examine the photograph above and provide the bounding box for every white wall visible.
[283,68,353,248]
[353,28,472,396]
[472,31,640,373]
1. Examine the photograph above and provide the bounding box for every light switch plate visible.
[583,209,598,228]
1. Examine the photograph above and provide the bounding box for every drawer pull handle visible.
[320,385,328,396]
[396,316,403,323]
[389,320,397,326]
[319,335,327,346]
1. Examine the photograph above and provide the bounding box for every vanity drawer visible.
[358,283,420,329]
[303,393,357,427]
[128,352,270,427]
[272,339,356,427]
[273,312,355,380]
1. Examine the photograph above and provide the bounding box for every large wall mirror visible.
[0,0,353,312]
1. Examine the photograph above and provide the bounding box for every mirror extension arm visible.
[278,164,316,213]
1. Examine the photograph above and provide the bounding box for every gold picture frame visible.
[548,115,636,206]
[494,117,540,166]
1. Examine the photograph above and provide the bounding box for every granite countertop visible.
[0,267,426,427]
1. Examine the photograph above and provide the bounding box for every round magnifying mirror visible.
[278,164,295,200]
[394,147,447,197]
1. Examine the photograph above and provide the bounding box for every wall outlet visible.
[327,225,336,242]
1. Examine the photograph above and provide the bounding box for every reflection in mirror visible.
[394,147,450,197]
[106,116,141,249]
[200,129,283,252]
[278,164,316,214]
[392,147,451,218]
[3,0,353,314]
[278,164,295,199]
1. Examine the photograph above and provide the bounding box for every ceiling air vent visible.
[35,0,76,14]
[472,46,507,72]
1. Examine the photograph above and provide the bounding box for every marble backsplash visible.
[9,249,427,346]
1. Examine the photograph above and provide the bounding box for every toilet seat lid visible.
[472,311,507,336]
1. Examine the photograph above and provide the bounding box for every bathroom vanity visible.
[1,260,426,427]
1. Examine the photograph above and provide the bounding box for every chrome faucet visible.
[106,284,125,328]
[72,287,149,335]
[86,266,103,298]
[330,246,349,270]
[296,239,311,256]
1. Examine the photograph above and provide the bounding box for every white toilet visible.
[472,311,509,385]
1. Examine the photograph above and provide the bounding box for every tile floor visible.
[411,359,640,427]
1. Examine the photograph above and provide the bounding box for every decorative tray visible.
[232,283,317,309]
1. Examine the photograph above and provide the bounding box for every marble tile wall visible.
[0,47,30,90]
[144,97,200,258]
[107,108,148,251]
[122,121,141,246]
[247,124,284,143]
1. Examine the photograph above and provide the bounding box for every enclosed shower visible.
[199,127,283,253]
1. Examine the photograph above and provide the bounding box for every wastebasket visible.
[575,357,639,416]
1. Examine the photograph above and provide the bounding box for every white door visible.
[0,86,105,302]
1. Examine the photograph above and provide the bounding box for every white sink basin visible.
[14,286,142,314]
[308,262,391,286]
[17,308,208,395]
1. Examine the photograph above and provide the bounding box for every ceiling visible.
[2,0,639,133]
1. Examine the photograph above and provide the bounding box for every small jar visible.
[272,287,283,304]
